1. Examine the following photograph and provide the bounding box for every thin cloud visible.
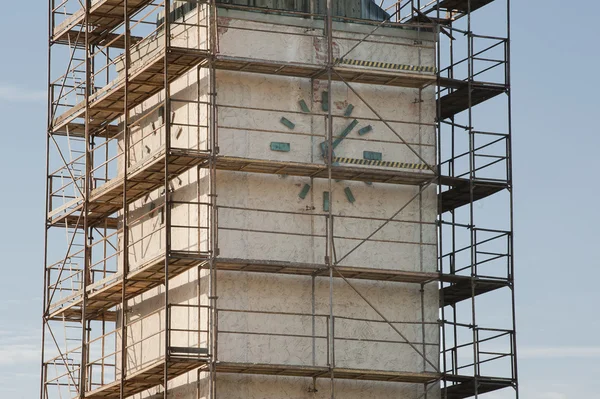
[520,346,600,359]
[0,330,40,366]
[0,297,42,310]
[0,344,39,366]
[535,393,568,399]
[0,84,46,102]
[0,328,40,340]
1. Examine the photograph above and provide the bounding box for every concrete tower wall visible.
[117,7,439,399]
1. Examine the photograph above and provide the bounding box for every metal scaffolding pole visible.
[79,0,92,396]
[119,0,130,397]
[434,0,517,397]
[325,0,335,395]
[40,0,54,396]
[208,1,219,397]
[163,1,172,397]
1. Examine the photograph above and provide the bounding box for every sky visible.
[0,1,599,398]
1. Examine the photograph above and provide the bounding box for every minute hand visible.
[332,119,359,149]
[321,119,359,157]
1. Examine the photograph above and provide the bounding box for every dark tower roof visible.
[164,0,390,23]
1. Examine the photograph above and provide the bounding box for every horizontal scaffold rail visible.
[219,258,512,307]
[439,175,508,214]
[50,168,507,230]
[48,254,512,322]
[49,147,209,227]
[434,0,496,15]
[215,258,439,283]
[443,375,515,399]
[441,275,511,307]
[52,47,208,134]
[54,30,144,49]
[52,123,120,139]
[211,362,440,383]
[52,53,436,135]
[48,251,207,322]
[83,357,206,399]
[52,0,154,44]
[407,0,497,24]
[213,55,435,88]
[48,151,435,227]
[213,156,435,184]
[83,359,440,399]
[438,78,507,120]
[52,215,120,230]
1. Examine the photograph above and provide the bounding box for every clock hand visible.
[320,119,359,158]
[332,119,359,149]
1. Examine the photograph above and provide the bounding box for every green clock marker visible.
[280,117,295,130]
[298,184,311,199]
[358,125,373,135]
[299,99,310,113]
[322,91,329,111]
[344,187,356,203]
[323,191,330,211]
[363,151,382,161]
[270,142,291,152]
[344,104,354,116]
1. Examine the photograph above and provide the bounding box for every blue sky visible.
[0,1,599,398]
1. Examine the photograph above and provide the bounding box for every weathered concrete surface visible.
[116,7,439,399]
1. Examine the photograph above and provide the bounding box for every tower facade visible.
[42,1,517,399]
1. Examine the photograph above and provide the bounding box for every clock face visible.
[269,94,383,209]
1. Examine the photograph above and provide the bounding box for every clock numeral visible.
[321,91,329,111]
[298,184,311,199]
[363,151,382,161]
[344,104,354,117]
[279,117,295,130]
[358,125,373,135]
[299,99,310,113]
[344,187,356,204]
[270,142,291,152]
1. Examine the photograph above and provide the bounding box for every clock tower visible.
[131,5,441,397]
[44,0,517,398]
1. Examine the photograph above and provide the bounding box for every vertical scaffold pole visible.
[119,0,131,397]
[506,0,519,396]
[80,0,92,396]
[163,0,172,397]
[40,1,54,397]
[325,0,334,397]
[208,0,219,396]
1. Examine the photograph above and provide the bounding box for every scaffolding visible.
[41,0,517,398]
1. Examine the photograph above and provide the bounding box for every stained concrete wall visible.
[113,6,439,399]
